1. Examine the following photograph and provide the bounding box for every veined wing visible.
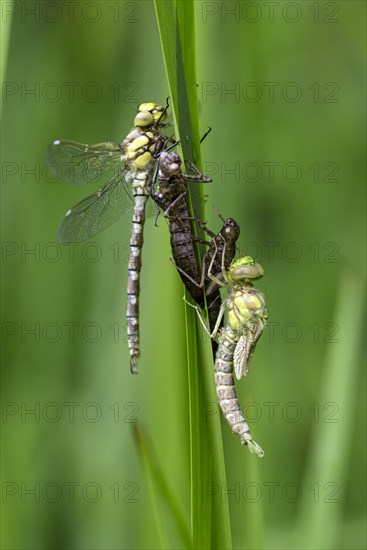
[58,169,134,243]
[233,321,265,380]
[46,140,124,185]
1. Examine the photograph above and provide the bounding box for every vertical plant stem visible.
[0,0,13,121]
[154,1,232,548]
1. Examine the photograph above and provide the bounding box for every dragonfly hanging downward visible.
[46,102,170,374]
[188,252,268,456]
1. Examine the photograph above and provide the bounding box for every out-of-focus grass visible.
[132,424,191,548]
[296,269,365,549]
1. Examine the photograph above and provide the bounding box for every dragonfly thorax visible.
[123,129,161,172]
[227,288,267,333]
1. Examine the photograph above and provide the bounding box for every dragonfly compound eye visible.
[134,110,155,127]
[136,103,166,126]
[229,256,264,282]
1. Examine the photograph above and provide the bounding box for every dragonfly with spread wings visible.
[46,102,170,374]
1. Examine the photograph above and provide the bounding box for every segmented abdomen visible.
[169,214,203,306]
[215,327,264,456]
[126,171,151,374]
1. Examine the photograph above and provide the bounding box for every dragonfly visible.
[188,254,268,457]
[45,102,171,374]
[152,150,212,308]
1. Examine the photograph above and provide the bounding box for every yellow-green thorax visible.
[225,255,267,332]
[123,102,167,172]
[227,287,267,332]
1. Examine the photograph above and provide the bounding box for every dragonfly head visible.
[222,218,240,242]
[228,256,264,283]
[134,103,167,127]
[159,151,182,178]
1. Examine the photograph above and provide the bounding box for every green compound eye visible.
[229,256,264,282]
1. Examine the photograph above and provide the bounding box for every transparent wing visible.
[57,169,134,243]
[46,139,124,185]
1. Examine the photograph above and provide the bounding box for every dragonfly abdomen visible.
[126,187,149,374]
[169,223,203,304]
[215,328,254,445]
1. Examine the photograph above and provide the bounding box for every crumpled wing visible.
[234,321,266,380]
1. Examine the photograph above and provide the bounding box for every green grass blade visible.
[132,424,192,549]
[0,0,13,121]
[154,2,232,548]
[295,268,365,548]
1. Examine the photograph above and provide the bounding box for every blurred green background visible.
[1,1,365,549]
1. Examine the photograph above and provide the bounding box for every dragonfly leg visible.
[170,237,208,289]
[162,190,187,218]
[183,296,216,338]
[186,294,225,340]
[153,203,161,227]
[162,136,180,153]
[210,301,226,338]
[155,97,170,126]
[183,161,212,183]
[151,156,160,194]
[184,216,217,239]
[219,239,231,284]
[200,126,212,143]
[161,192,205,236]
[185,160,203,176]
[207,240,228,288]
[153,133,178,159]
[152,190,187,232]
[170,258,203,289]
[212,206,226,224]
[162,213,213,246]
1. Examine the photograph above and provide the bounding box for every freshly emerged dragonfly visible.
[188,254,268,457]
[45,102,171,374]
[152,150,212,307]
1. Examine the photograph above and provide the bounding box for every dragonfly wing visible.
[234,321,265,380]
[58,170,134,243]
[46,140,124,184]
[234,335,251,380]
